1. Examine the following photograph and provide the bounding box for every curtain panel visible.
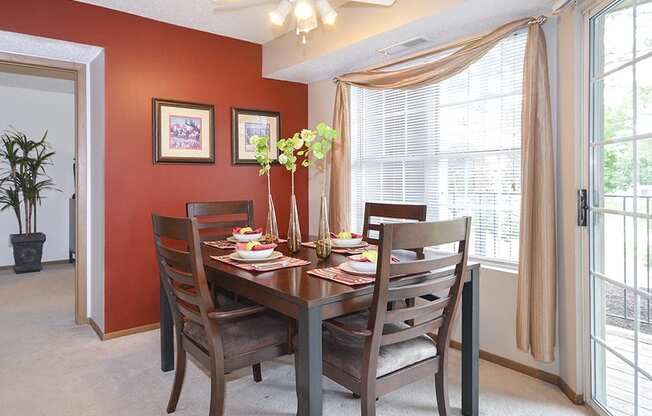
[330,16,556,362]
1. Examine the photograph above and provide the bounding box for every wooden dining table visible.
[159,239,480,416]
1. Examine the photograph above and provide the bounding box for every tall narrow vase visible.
[315,195,331,259]
[287,194,301,253]
[265,193,279,243]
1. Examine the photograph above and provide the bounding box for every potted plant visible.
[251,134,279,242]
[297,123,338,258]
[277,133,303,252]
[0,129,57,273]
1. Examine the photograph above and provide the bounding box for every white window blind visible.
[350,31,526,263]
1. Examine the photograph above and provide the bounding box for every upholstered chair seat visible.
[322,312,438,379]
[183,310,289,358]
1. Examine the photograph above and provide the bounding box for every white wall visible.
[307,20,566,377]
[0,68,75,266]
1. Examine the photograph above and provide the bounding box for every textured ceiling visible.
[75,0,351,44]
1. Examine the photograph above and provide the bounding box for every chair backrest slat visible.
[380,317,444,346]
[157,245,192,269]
[196,220,249,231]
[389,254,463,277]
[164,264,195,286]
[178,301,203,324]
[386,274,456,302]
[389,220,468,250]
[187,200,254,242]
[361,202,427,246]
[173,285,201,307]
[384,296,450,324]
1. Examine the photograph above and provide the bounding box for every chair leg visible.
[167,339,187,414]
[360,392,376,416]
[435,370,449,416]
[252,363,262,383]
[209,361,226,416]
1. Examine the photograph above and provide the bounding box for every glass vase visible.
[287,194,301,253]
[265,193,279,243]
[315,195,331,259]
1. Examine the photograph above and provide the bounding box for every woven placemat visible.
[307,266,375,286]
[211,254,310,272]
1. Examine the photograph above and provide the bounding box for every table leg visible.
[294,306,323,416]
[160,283,174,372]
[461,267,479,416]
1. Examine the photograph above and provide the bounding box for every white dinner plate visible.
[332,241,367,249]
[229,251,284,263]
[338,261,377,276]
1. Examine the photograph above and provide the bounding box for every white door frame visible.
[580,0,649,414]
[0,31,105,329]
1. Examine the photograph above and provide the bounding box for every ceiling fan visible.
[213,0,397,44]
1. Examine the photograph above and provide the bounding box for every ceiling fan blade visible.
[348,0,396,5]
[212,0,276,11]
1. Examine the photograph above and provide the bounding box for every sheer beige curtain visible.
[330,16,556,362]
[515,23,556,363]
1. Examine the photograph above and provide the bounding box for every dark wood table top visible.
[202,237,480,310]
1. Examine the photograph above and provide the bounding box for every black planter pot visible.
[10,233,46,274]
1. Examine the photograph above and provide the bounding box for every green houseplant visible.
[0,129,57,273]
[297,123,338,258]
[277,133,303,252]
[251,134,279,242]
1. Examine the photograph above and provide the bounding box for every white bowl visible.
[235,248,274,260]
[232,232,263,242]
[332,237,363,247]
[347,255,377,273]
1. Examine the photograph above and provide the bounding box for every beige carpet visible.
[0,264,592,416]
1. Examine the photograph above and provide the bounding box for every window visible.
[350,31,527,263]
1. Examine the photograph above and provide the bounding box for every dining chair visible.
[186,200,254,242]
[187,200,255,306]
[361,202,427,246]
[321,217,471,416]
[152,214,290,416]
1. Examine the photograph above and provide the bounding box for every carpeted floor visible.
[0,264,592,416]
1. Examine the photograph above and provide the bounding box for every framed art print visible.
[231,108,280,165]
[153,99,215,164]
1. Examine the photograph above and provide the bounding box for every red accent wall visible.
[0,0,308,333]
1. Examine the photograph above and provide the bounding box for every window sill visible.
[470,256,518,274]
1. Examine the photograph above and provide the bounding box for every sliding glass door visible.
[589,1,652,415]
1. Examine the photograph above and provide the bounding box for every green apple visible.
[360,250,378,263]
[337,231,352,239]
[245,241,261,251]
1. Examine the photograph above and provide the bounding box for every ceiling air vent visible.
[377,37,429,56]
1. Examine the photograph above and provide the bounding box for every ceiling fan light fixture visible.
[269,0,292,26]
[294,0,315,20]
[315,0,337,25]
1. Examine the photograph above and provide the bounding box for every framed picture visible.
[231,108,280,165]
[153,98,215,164]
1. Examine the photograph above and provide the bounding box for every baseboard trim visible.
[103,322,160,340]
[88,317,104,340]
[0,259,72,271]
[450,341,584,405]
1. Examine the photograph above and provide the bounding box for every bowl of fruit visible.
[331,231,363,247]
[346,250,379,273]
[232,226,263,242]
[235,241,277,260]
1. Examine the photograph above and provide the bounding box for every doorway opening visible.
[0,30,105,331]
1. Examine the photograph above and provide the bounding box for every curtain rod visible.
[338,15,548,78]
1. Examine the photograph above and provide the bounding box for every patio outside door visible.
[588,0,652,415]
